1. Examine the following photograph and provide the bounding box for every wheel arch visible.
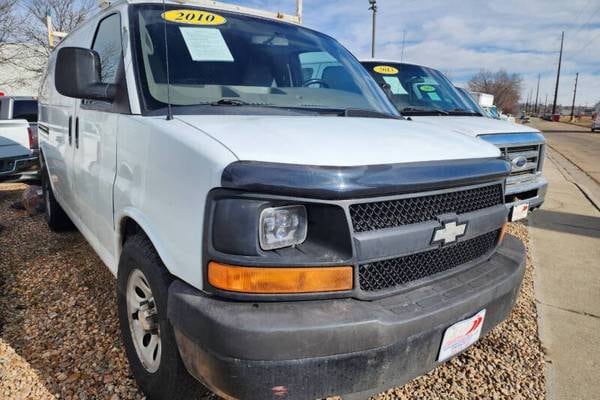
[116,209,177,278]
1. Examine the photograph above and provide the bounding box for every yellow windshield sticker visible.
[419,85,436,92]
[162,10,227,26]
[373,65,399,75]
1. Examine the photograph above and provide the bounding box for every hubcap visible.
[126,269,161,373]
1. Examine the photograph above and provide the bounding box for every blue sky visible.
[229,0,600,107]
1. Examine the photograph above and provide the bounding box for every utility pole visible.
[570,72,579,121]
[544,94,548,114]
[400,30,406,62]
[369,0,377,58]
[552,31,564,116]
[525,91,530,114]
[534,73,540,114]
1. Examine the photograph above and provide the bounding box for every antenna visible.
[162,0,174,121]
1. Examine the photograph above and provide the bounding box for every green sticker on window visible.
[420,85,436,92]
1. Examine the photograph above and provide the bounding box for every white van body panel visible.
[176,115,501,165]
[39,4,502,291]
[410,115,541,137]
[113,116,237,287]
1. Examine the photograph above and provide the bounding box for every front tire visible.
[42,165,74,232]
[117,233,206,400]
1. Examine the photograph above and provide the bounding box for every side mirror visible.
[55,47,116,102]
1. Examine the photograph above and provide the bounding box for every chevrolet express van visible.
[38,1,525,399]
[361,60,548,217]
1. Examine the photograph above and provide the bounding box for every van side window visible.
[92,14,122,84]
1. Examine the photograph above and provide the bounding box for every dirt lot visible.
[0,182,546,400]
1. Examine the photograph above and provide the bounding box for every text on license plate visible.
[438,309,486,362]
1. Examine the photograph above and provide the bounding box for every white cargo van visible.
[38,1,525,399]
[362,60,548,216]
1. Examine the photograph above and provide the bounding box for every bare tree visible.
[468,70,523,114]
[13,0,95,79]
[0,0,25,87]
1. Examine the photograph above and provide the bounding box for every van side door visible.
[38,56,78,214]
[73,12,126,262]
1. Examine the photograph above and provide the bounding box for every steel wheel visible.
[126,268,162,373]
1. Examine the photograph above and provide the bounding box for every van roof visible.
[360,59,432,70]
[101,0,302,25]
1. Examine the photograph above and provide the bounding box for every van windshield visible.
[361,62,482,117]
[130,5,397,116]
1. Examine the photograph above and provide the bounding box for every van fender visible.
[115,207,177,278]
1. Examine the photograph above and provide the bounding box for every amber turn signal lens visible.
[208,262,353,294]
[498,223,508,244]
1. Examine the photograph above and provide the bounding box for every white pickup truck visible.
[38,1,526,399]
[361,60,548,215]
[0,96,39,180]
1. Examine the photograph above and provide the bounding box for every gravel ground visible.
[0,182,546,400]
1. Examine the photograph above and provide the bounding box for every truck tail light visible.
[208,262,353,294]
[27,127,38,149]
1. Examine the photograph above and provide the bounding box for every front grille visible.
[359,230,500,292]
[501,145,542,177]
[350,185,503,233]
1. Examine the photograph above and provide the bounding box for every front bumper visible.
[505,173,548,210]
[168,235,526,400]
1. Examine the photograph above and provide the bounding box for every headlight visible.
[259,205,307,250]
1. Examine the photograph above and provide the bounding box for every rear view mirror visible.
[55,47,116,102]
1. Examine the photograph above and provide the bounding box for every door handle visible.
[68,116,72,146]
[75,117,79,149]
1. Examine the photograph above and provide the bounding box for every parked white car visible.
[0,96,39,180]
[592,111,599,132]
[38,2,525,399]
[362,60,548,214]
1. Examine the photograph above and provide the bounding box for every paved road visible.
[529,118,600,185]
[525,119,600,400]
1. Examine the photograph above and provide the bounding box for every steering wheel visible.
[302,79,330,88]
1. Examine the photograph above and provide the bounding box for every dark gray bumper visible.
[0,154,39,179]
[168,235,526,400]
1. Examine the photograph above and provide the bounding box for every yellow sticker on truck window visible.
[162,10,227,26]
[373,65,399,75]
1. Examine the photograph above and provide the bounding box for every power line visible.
[570,29,600,56]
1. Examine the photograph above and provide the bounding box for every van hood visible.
[175,115,500,166]
[410,116,541,137]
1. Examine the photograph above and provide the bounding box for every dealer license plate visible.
[438,309,486,362]
[511,202,530,221]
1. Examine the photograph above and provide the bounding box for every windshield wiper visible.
[447,108,482,116]
[341,108,402,119]
[401,107,449,116]
[210,98,254,106]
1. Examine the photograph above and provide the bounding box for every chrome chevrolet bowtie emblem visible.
[432,221,467,245]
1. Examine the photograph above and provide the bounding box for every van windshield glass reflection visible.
[131,5,396,116]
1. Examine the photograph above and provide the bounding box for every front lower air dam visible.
[208,262,353,294]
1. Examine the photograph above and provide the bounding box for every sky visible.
[229,0,600,107]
